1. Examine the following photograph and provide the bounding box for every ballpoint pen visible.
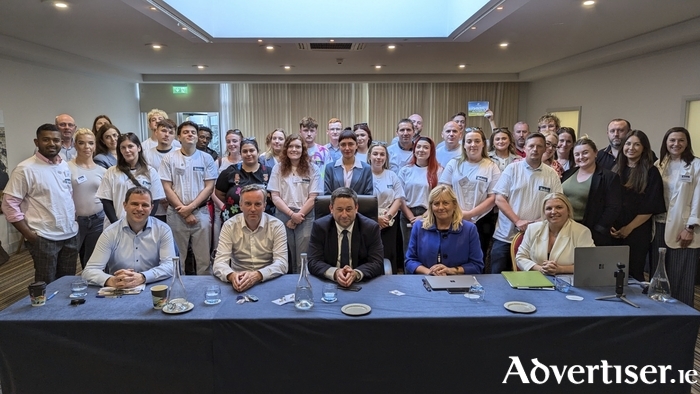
[47,291,59,300]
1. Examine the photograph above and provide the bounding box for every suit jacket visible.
[515,220,595,271]
[307,213,384,280]
[561,164,621,246]
[324,160,374,195]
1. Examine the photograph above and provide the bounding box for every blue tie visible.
[341,229,350,267]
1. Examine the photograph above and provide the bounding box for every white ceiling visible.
[1,0,699,83]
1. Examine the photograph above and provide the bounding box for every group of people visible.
[3,109,698,307]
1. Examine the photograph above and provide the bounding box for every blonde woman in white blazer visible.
[516,193,595,274]
[652,127,700,307]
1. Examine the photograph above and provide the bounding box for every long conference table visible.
[1,274,699,394]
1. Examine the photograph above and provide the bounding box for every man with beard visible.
[596,118,631,170]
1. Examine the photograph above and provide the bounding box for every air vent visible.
[297,43,365,51]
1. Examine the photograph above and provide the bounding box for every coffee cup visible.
[28,281,47,307]
[150,285,168,309]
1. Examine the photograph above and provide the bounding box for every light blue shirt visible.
[82,217,175,286]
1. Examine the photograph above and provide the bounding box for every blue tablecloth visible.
[1,274,698,393]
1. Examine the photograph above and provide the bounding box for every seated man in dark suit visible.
[308,187,384,287]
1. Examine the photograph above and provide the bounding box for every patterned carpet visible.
[0,250,698,392]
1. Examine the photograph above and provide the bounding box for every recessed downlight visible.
[149,6,157,11]
[583,0,595,5]
[387,45,396,49]
[330,39,335,42]
[54,2,68,8]
[194,65,208,69]
[499,42,508,48]
[374,65,382,69]
[459,64,466,68]
[496,6,504,10]
[257,39,263,43]
[266,45,274,50]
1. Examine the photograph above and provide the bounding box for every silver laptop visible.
[574,246,630,287]
[424,275,477,291]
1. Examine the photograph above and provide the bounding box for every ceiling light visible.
[194,65,207,69]
[181,27,187,30]
[459,64,466,68]
[374,65,382,69]
[149,6,157,10]
[330,39,335,42]
[152,44,162,49]
[496,6,504,10]
[499,42,508,47]
[387,45,396,49]
[471,26,477,30]
[284,66,291,70]
[257,39,263,43]
[54,2,68,8]
[266,45,274,50]
[583,0,595,5]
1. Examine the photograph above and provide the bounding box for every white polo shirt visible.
[492,160,562,243]
[159,149,218,206]
[267,163,322,210]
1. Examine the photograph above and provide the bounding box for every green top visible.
[562,173,592,222]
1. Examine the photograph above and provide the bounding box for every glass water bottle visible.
[294,253,314,310]
[164,256,190,312]
[649,247,672,302]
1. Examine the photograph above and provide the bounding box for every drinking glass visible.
[204,285,221,305]
[70,279,88,299]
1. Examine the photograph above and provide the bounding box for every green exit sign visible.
[173,85,189,94]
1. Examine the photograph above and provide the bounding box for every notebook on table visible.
[573,246,630,287]
[423,275,477,291]
[501,271,555,289]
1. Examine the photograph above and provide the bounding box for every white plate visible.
[566,295,584,301]
[162,302,194,314]
[504,301,536,314]
[341,303,371,316]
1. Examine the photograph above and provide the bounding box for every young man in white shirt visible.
[141,108,181,152]
[160,121,218,275]
[300,116,332,171]
[143,119,177,222]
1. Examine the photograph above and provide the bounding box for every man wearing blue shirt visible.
[82,186,175,288]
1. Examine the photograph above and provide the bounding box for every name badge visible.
[538,186,551,193]
[193,166,204,172]
[175,167,186,176]
[76,175,87,184]
[300,177,311,183]
[141,180,151,187]
[680,173,692,183]
[476,176,488,182]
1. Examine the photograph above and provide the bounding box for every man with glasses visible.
[3,123,79,283]
[160,121,217,275]
[55,113,77,161]
[325,118,343,162]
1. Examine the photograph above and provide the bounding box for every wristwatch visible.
[687,225,696,231]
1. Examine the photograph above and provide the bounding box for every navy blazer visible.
[307,213,385,280]
[323,160,374,195]
[561,164,622,246]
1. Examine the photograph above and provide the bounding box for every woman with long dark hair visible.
[96,133,165,227]
[488,127,519,171]
[398,136,442,255]
[94,124,121,169]
[353,123,373,163]
[651,127,700,306]
[268,134,322,273]
[91,115,111,135]
[611,130,665,281]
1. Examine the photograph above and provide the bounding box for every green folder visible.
[501,271,555,289]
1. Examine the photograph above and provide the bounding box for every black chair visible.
[313,195,392,275]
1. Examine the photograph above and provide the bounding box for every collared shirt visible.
[325,143,342,162]
[60,140,77,162]
[212,212,288,282]
[333,157,363,188]
[323,220,363,281]
[159,148,217,205]
[595,145,617,171]
[492,160,562,243]
[81,217,175,286]
[2,153,78,240]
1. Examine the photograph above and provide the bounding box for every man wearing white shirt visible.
[387,118,415,173]
[213,184,288,292]
[435,121,462,167]
[143,119,176,222]
[160,121,217,275]
[491,133,563,273]
[2,123,79,283]
[82,187,175,287]
[141,108,181,152]
[391,113,423,145]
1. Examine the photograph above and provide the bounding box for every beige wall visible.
[0,57,139,251]
[139,84,220,114]
[525,43,700,154]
